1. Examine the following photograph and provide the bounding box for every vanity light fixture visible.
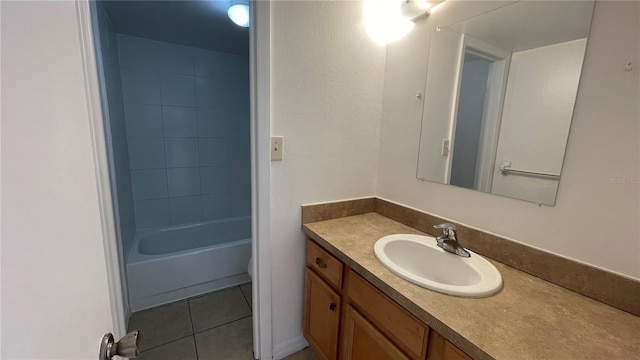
[365,0,442,45]
[365,0,414,45]
[228,0,249,28]
[399,0,432,22]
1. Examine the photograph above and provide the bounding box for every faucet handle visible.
[434,223,456,231]
[434,223,457,239]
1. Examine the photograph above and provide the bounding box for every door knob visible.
[99,330,140,359]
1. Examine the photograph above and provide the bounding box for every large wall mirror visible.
[416,1,595,206]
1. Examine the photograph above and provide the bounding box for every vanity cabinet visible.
[341,304,410,360]
[344,268,428,359]
[304,239,345,360]
[426,332,473,360]
[304,268,341,360]
[303,239,473,360]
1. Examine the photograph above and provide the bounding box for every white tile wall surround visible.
[128,138,166,169]
[131,169,169,200]
[125,104,164,137]
[200,166,230,194]
[166,138,199,168]
[118,34,250,230]
[195,108,224,137]
[134,199,171,229]
[161,73,196,107]
[202,193,232,220]
[198,138,228,167]
[167,167,201,197]
[121,70,162,105]
[163,106,197,137]
[195,77,227,109]
[169,196,203,225]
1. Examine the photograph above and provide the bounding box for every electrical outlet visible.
[271,136,283,161]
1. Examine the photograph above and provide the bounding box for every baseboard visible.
[272,335,309,360]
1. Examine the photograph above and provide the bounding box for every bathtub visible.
[126,216,251,311]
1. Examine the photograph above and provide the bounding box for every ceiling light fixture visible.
[228,0,249,28]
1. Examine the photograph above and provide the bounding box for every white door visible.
[1,1,125,358]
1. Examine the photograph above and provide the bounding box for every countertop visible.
[302,212,640,360]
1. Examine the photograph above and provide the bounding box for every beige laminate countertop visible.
[302,213,640,360]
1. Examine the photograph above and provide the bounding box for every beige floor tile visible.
[282,347,319,360]
[240,283,252,308]
[195,317,253,360]
[128,300,193,351]
[137,336,197,360]
[189,287,252,332]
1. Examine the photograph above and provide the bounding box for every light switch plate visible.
[441,139,450,156]
[271,136,283,161]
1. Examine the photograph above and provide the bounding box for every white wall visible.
[1,1,115,358]
[270,0,386,355]
[491,39,587,205]
[378,1,640,279]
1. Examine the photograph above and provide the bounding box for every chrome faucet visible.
[434,223,470,258]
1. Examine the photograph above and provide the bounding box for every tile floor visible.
[128,283,317,360]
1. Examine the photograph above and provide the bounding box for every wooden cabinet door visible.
[345,269,428,359]
[304,267,341,360]
[341,304,411,360]
[426,331,473,360]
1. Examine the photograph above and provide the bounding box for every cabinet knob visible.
[315,257,328,268]
[329,303,336,311]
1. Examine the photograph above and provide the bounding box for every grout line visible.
[187,299,196,335]
[192,314,253,336]
[193,334,199,360]
[139,333,194,353]
[187,299,200,359]
[239,284,252,310]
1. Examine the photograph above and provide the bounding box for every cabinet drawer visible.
[306,239,343,289]
[345,269,428,360]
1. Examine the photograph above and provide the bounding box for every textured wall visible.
[270,1,387,355]
[117,35,250,231]
[378,1,640,279]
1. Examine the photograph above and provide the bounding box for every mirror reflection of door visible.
[416,1,595,206]
[490,38,587,205]
[449,37,510,192]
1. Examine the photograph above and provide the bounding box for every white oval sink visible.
[374,234,502,297]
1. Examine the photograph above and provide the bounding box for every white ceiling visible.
[101,0,248,55]
[447,1,595,53]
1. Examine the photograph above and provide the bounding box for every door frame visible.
[459,36,511,192]
[250,1,273,359]
[76,0,128,338]
[76,0,273,358]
